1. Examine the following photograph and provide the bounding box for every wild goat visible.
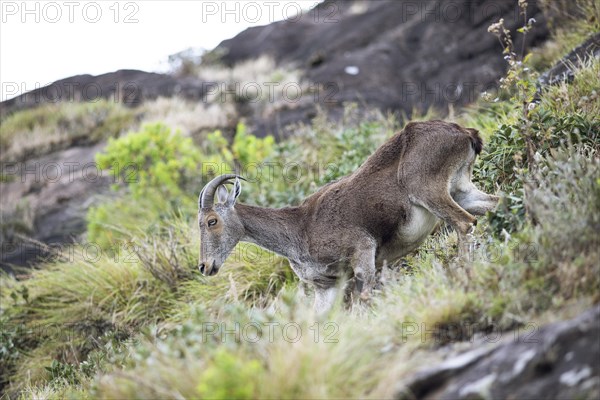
[198,120,499,313]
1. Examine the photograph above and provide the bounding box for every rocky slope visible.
[1,143,111,270]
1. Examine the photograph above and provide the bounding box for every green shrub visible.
[45,359,82,386]
[89,123,202,248]
[196,349,264,400]
[476,21,600,236]
[529,147,600,299]
[230,122,275,168]
[201,122,275,183]
[476,110,600,235]
[96,123,201,199]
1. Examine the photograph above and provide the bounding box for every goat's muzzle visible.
[199,260,218,276]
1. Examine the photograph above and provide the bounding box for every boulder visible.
[396,305,600,399]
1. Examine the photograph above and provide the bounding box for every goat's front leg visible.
[454,184,499,216]
[314,286,339,316]
[351,238,377,301]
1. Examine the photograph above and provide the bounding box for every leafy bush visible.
[477,107,600,235]
[475,54,600,236]
[528,147,600,300]
[200,122,275,183]
[96,123,202,199]
[45,359,82,386]
[216,122,275,169]
[196,349,264,400]
[0,316,26,389]
[89,123,202,248]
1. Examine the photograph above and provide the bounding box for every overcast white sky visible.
[0,0,322,101]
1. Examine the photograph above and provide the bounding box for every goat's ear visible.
[226,178,242,207]
[217,185,229,204]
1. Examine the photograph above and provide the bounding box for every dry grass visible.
[0,101,136,162]
[197,55,310,114]
[140,97,236,135]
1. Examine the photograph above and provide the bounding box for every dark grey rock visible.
[396,305,600,400]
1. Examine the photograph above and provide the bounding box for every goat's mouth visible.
[199,260,219,276]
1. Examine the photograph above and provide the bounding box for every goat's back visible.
[298,120,483,260]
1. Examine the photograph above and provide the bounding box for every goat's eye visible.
[207,219,217,227]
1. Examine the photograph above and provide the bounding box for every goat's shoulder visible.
[300,175,349,209]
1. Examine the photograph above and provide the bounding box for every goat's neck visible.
[235,203,304,260]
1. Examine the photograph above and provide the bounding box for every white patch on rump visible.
[399,205,439,244]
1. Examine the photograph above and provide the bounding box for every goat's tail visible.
[466,128,483,155]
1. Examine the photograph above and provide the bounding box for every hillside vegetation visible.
[1,5,599,399]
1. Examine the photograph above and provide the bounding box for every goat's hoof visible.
[359,291,372,302]
[468,224,476,235]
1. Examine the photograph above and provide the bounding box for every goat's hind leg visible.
[413,192,477,256]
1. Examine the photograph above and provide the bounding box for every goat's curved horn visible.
[199,174,245,209]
